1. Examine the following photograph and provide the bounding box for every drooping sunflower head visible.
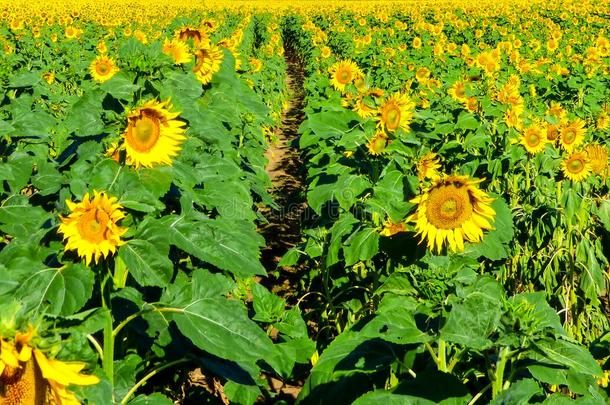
[122,99,187,168]
[561,151,591,182]
[0,326,99,404]
[89,55,119,83]
[175,25,206,46]
[376,92,415,132]
[585,143,609,176]
[192,42,224,85]
[559,118,586,152]
[328,60,362,92]
[162,38,192,65]
[58,191,127,266]
[408,175,496,253]
[366,131,389,156]
[416,151,441,181]
[520,124,547,154]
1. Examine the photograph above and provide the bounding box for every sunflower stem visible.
[492,347,511,398]
[120,358,190,405]
[101,274,114,385]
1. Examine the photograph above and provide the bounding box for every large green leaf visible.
[118,239,173,288]
[173,298,280,373]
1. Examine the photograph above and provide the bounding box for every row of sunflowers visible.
[0,3,311,404]
[283,1,610,403]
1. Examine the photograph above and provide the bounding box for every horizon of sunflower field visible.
[1,0,610,403]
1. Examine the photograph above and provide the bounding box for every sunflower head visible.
[328,60,362,92]
[0,327,99,405]
[192,42,224,85]
[562,151,591,182]
[89,55,119,83]
[380,219,407,237]
[408,174,495,253]
[121,99,187,168]
[376,92,415,132]
[416,152,441,181]
[162,38,192,65]
[585,143,609,176]
[366,132,389,155]
[520,124,547,154]
[559,118,586,152]
[448,80,468,103]
[175,26,206,46]
[58,191,127,265]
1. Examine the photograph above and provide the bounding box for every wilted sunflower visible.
[121,99,187,168]
[562,151,591,182]
[175,25,206,46]
[416,152,441,181]
[408,175,496,253]
[89,55,119,83]
[192,42,224,85]
[58,191,127,266]
[0,327,99,404]
[376,92,415,132]
[585,143,609,176]
[559,118,586,152]
[328,60,362,92]
[366,132,388,155]
[520,124,547,154]
[162,38,192,65]
[379,219,407,237]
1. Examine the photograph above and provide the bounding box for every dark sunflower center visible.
[426,183,474,230]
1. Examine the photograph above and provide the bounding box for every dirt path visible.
[260,46,307,284]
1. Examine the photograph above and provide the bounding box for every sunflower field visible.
[2,0,610,404]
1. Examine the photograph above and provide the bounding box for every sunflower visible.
[366,132,388,155]
[520,124,547,154]
[352,96,376,119]
[416,152,441,181]
[175,26,206,46]
[328,60,362,92]
[249,57,263,73]
[585,143,608,176]
[0,327,99,404]
[89,55,119,83]
[162,38,192,65]
[58,191,127,266]
[408,175,496,253]
[561,151,591,182]
[320,46,331,59]
[120,99,187,168]
[192,42,224,85]
[546,123,560,143]
[448,80,468,103]
[559,118,586,152]
[376,92,415,132]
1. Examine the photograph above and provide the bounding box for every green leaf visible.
[441,277,504,349]
[15,262,94,316]
[118,239,173,288]
[164,215,265,277]
[252,283,285,323]
[9,71,41,88]
[129,393,173,405]
[490,379,541,405]
[173,298,280,373]
[65,91,105,137]
[101,72,140,100]
[456,111,479,130]
[343,227,380,266]
[535,338,602,377]
[354,391,436,405]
